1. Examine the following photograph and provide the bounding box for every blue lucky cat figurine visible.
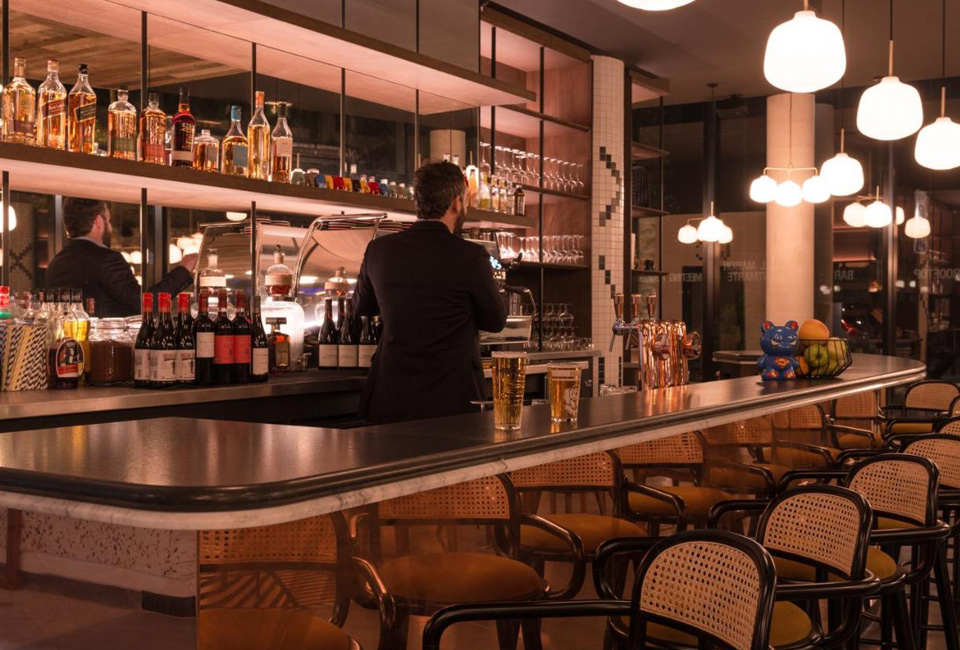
[757,320,800,380]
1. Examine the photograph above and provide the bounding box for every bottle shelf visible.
[510,261,589,271]
[0,142,535,229]
[631,141,669,161]
[520,184,590,204]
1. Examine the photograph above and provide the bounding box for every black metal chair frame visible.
[881,380,960,436]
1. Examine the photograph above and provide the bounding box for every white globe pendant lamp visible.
[857,37,923,141]
[616,0,695,10]
[775,179,803,207]
[801,174,831,203]
[895,206,905,225]
[915,0,960,170]
[863,187,893,228]
[718,224,734,244]
[697,201,724,243]
[749,174,778,203]
[820,128,865,196]
[905,213,932,238]
[677,224,698,244]
[763,1,846,93]
[843,201,867,227]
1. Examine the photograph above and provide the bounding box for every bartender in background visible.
[354,160,507,424]
[46,198,198,317]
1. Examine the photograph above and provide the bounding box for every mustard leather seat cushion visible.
[876,517,919,530]
[635,601,811,648]
[709,463,789,490]
[771,447,839,469]
[628,486,733,518]
[774,547,898,582]
[520,514,644,553]
[888,422,935,435]
[198,608,351,650]
[379,552,542,604]
[837,433,881,449]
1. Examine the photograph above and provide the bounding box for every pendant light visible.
[749,174,778,203]
[843,201,867,227]
[857,0,923,140]
[905,210,932,238]
[775,179,803,207]
[764,0,846,93]
[616,0,695,10]
[677,223,699,244]
[895,206,905,225]
[864,186,893,228]
[801,174,831,203]
[718,224,734,244]
[697,201,724,242]
[915,0,960,170]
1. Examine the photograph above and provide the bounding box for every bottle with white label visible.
[264,244,293,299]
[337,297,359,369]
[318,297,339,369]
[174,293,195,384]
[270,101,293,183]
[149,292,178,388]
[194,292,215,386]
[134,293,154,388]
[358,315,377,369]
[251,296,269,383]
[198,249,226,316]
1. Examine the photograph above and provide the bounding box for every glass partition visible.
[344,71,416,187]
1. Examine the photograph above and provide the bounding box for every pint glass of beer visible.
[492,351,528,430]
[547,363,582,422]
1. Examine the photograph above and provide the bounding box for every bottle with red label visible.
[213,288,235,384]
[175,293,196,385]
[134,293,154,388]
[233,290,252,384]
[194,291,215,386]
[149,292,178,389]
[171,87,196,168]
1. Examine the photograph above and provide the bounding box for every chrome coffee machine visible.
[467,236,536,346]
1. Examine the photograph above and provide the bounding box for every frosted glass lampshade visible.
[677,224,698,244]
[905,215,931,238]
[749,174,777,203]
[857,76,924,141]
[820,152,864,196]
[763,10,846,93]
[169,244,183,264]
[915,116,960,170]
[895,206,905,225]
[864,200,893,228]
[0,204,16,233]
[718,224,734,244]
[226,211,247,222]
[697,215,724,242]
[616,0,695,9]
[774,180,803,207]
[801,175,831,203]
[843,202,867,228]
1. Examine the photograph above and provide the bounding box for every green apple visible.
[825,338,847,362]
[805,344,828,370]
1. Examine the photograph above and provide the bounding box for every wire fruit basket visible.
[796,339,852,378]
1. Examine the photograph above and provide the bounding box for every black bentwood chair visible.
[422,530,778,650]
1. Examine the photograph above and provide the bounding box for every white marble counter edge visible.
[0,368,923,532]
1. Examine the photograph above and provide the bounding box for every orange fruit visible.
[796,357,809,377]
[798,319,830,341]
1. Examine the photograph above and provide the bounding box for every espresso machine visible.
[611,293,701,389]
[469,236,536,347]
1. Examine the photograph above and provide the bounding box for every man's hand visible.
[179,253,199,273]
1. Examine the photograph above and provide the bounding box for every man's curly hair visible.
[414,160,466,220]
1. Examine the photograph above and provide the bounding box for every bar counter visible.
[0,354,924,533]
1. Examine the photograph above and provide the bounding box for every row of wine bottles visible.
[316,296,380,369]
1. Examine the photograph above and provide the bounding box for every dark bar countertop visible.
[0,355,924,530]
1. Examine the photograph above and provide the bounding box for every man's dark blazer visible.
[354,220,507,424]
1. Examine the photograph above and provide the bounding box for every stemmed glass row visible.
[480,142,585,195]
[495,232,586,266]
[528,303,594,352]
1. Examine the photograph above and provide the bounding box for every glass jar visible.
[89,318,135,385]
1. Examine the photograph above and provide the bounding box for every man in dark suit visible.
[354,161,507,424]
[46,198,198,317]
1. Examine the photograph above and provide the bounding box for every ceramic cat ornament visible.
[757,320,800,381]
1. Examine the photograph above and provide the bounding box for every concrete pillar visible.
[766,93,815,323]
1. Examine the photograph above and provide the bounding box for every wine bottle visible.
[194,292,215,386]
[134,293,154,388]
[175,293,195,385]
[358,315,376,369]
[337,298,358,369]
[318,297,338,369]
[149,292,178,389]
[233,290,252,384]
[213,289,235,384]
[251,296,269,383]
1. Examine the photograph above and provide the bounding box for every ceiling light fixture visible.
[677,223,699,244]
[905,211,932,238]
[801,174,831,203]
[696,201,725,242]
[863,186,893,228]
[856,0,923,140]
[915,0,960,170]
[615,0,696,10]
[763,0,846,93]
[749,174,778,203]
[843,201,867,227]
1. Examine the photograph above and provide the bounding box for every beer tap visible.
[610,293,643,352]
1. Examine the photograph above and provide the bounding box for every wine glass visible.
[480,141,491,176]
[574,163,585,193]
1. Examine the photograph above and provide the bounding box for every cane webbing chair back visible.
[905,436,960,491]
[833,392,880,430]
[701,417,773,447]
[848,456,936,526]
[634,534,774,650]
[951,397,960,416]
[905,381,960,411]
[758,488,868,578]
[616,431,703,466]
[937,419,960,437]
[771,404,825,432]
[510,452,616,489]
[377,475,513,522]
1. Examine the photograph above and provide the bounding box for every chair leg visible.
[891,589,917,650]
[881,595,893,650]
[380,605,410,650]
[495,619,521,650]
[521,618,543,650]
[935,545,960,650]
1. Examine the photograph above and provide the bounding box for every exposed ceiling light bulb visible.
[843,202,866,227]
[615,0,696,10]
[718,224,734,244]
[749,174,777,203]
[763,7,846,93]
[857,42,923,140]
[677,224,699,244]
[905,214,932,238]
[915,89,960,170]
[774,179,803,207]
[864,199,892,228]
[801,174,831,203]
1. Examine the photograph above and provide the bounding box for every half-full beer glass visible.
[547,363,582,422]
[492,351,528,430]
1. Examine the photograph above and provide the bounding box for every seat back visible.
[771,404,825,434]
[757,486,871,580]
[630,531,776,650]
[905,381,960,411]
[847,454,939,527]
[833,392,880,430]
[937,418,960,437]
[377,475,514,525]
[615,431,703,467]
[904,435,960,491]
[701,417,773,447]
[510,451,618,491]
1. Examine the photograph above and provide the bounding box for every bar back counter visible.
[0,354,924,607]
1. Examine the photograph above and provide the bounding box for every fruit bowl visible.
[797,338,852,378]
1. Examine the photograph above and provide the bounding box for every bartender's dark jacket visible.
[354,219,507,424]
[46,238,193,317]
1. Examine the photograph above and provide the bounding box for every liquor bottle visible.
[233,290,252,384]
[266,317,290,373]
[359,174,370,194]
[318,297,338,369]
[175,292,195,385]
[37,59,67,150]
[337,298,358,369]
[163,115,173,165]
[514,184,526,215]
[465,152,479,208]
[67,64,97,154]
[194,291,215,386]
[490,176,499,213]
[193,129,220,172]
[2,57,37,144]
[149,292,177,389]
[213,288,235,384]
[48,292,83,389]
[291,153,305,186]
[133,293,154,388]
[171,87,196,168]
[66,288,91,385]
[251,296,269,383]
[247,91,271,180]
[270,101,293,183]
[358,315,377,369]
[0,286,12,320]
[139,92,166,164]
[348,164,360,192]
[198,249,226,316]
[107,89,137,160]
[265,244,293,298]
[221,105,249,177]
[505,182,516,216]
[336,295,346,337]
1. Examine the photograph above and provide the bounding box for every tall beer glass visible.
[548,363,582,422]
[492,351,528,430]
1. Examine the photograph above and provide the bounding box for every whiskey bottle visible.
[265,244,293,298]
[107,89,137,160]
[2,57,37,144]
[337,298,358,369]
[67,64,97,154]
[65,289,90,385]
[514,184,526,216]
[194,292,215,386]
[175,292,195,385]
[358,315,376,369]
[149,292,178,389]
[251,296,269,383]
[193,129,220,172]
[48,291,83,389]
[221,105,249,177]
[139,93,166,164]
[37,59,66,149]
[247,91,271,180]
[198,249,226,316]
[134,293,154,388]
[213,289,235,384]
[270,101,293,183]
[266,317,290,373]
[318,298,338,369]
[171,87,196,168]
[233,290,252,384]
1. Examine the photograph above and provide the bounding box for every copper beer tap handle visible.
[646,293,658,319]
